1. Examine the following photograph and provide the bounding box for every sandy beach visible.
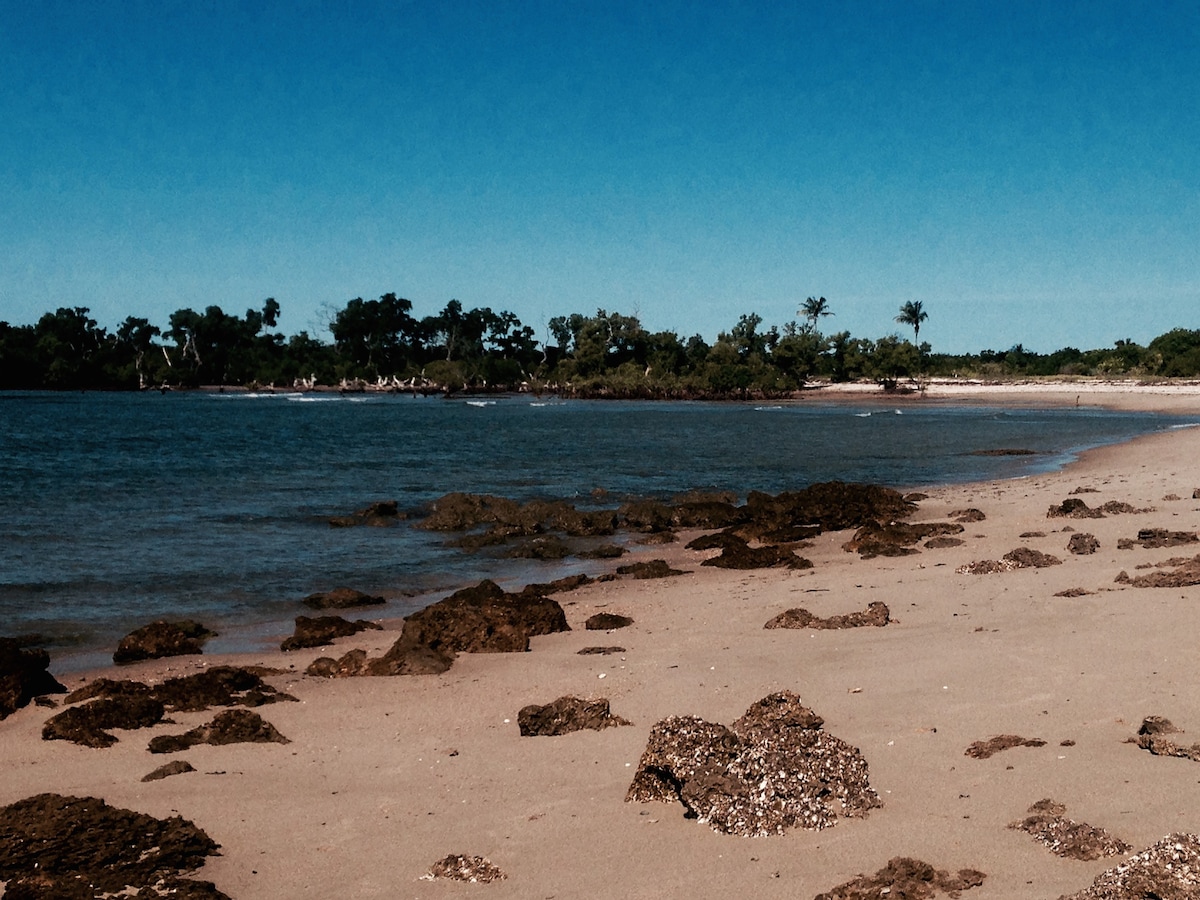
[5,384,1200,899]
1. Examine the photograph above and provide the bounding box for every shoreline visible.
[5,385,1200,897]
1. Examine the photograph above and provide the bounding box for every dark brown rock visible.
[517,696,632,736]
[1048,498,1105,519]
[626,691,879,836]
[843,521,964,558]
[1068,533,1100,555]
[306,648,370,678]
[964,734,1047,759]
[814,857,985,900]
[949,507,986,522]
[503,535,571,560]
[585,613,633,630]
[1002,547,1062,568]
[65,666,294,716]
[1128,528,1198,549]
[744,481,917,534]
[280,615,382,651]
[764,601,890,630]
[520,573,595,597]
[0,638,65,719]
[1139,716,1181,736]
[699,537,812,570]
[616,559,688,578]
[329,499,405,527]
[42,696,166,748]
[1115,554,1200,588]
[577,646,625,655]
[395,579,569,655]
[301,587,386,610]
[364,638,455,676]
[925,536,965,549]
[113,621,215,665]
[148,709,290,753]
[142,760,196,782]
[618,500,675,532]
[577,543,626,559]
[0,793,222,896]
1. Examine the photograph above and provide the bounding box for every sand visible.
[4,384,1200,899]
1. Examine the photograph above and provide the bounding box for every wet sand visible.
[3,384,1200,898]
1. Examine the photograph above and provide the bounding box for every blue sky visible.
[2,1,1197,353]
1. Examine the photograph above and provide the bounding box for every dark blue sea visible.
[1,390,1193,670]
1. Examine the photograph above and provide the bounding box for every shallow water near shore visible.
[0,390,1192,669]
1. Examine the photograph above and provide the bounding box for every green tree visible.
[895,301,928,345]
[330,293,418,378]
[799,296,832,331]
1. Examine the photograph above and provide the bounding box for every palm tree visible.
[895,301,928,345]
[799,296,832,330]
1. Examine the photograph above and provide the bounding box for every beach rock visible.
[973,447,1036,456]
[1115,554,1200,588]
[585,612,633,630]
[306,648,369,678]
[814,857,986,900]
[1122,528,1198,549]
[843,521,964,558]
[577,543,626,559]
[964,734,1047,759]
[0,793,222,897]
[1048,498,1105,519]
[577,646,625,655]
[626,691,880,836]
[637,530,679,544]
[616,559,688,578]
[42,695,166,748]
[685,532,749,552]
[142,760,197,782]
[112,620,215,665]
[395,579,569,655]
[521,573,595,596]
[957,559,1009,575]
[66,666,295,714]
[764,601,890,630]
[1055,587,1094,597]
[280,615,382,651]
[618,500,675,532]
[423,854,506,883]
[671,499,744,530]
[1068,533,1100,555]
[1139,716,1181,736]
[418,492,523,531]
[517,696,632,736]
[743,481,917,534]
[1060,832,1200,900]
[1008,799,1131,861]
[365,638,456,676]
[1003,547,1062,568]
[301,587,386,610]
[949,507,987,522]
[0,638,66,719]
[925,536,965,549]
[148,709,290,753]
[699,537,812,570]
[503,535,571,560]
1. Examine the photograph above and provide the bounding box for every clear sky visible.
[2,1,1197,354]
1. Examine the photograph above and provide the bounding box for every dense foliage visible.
[1,296,1198,395]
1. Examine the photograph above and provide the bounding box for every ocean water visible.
[0,391,1192,670]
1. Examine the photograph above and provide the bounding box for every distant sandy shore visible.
[4,385,1200,898]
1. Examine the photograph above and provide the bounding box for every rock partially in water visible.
[0,638,65,719]
[764,601,889,630]
[280,615,382,651]
[517,696,632,736]
[0,793,223,897]
[814,857,985,900]
[301,587,386,610]
[627,691,879,836]
[113,620,215,665]
[148,709,290,753]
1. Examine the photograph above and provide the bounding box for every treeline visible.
[1,294,1199,395]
